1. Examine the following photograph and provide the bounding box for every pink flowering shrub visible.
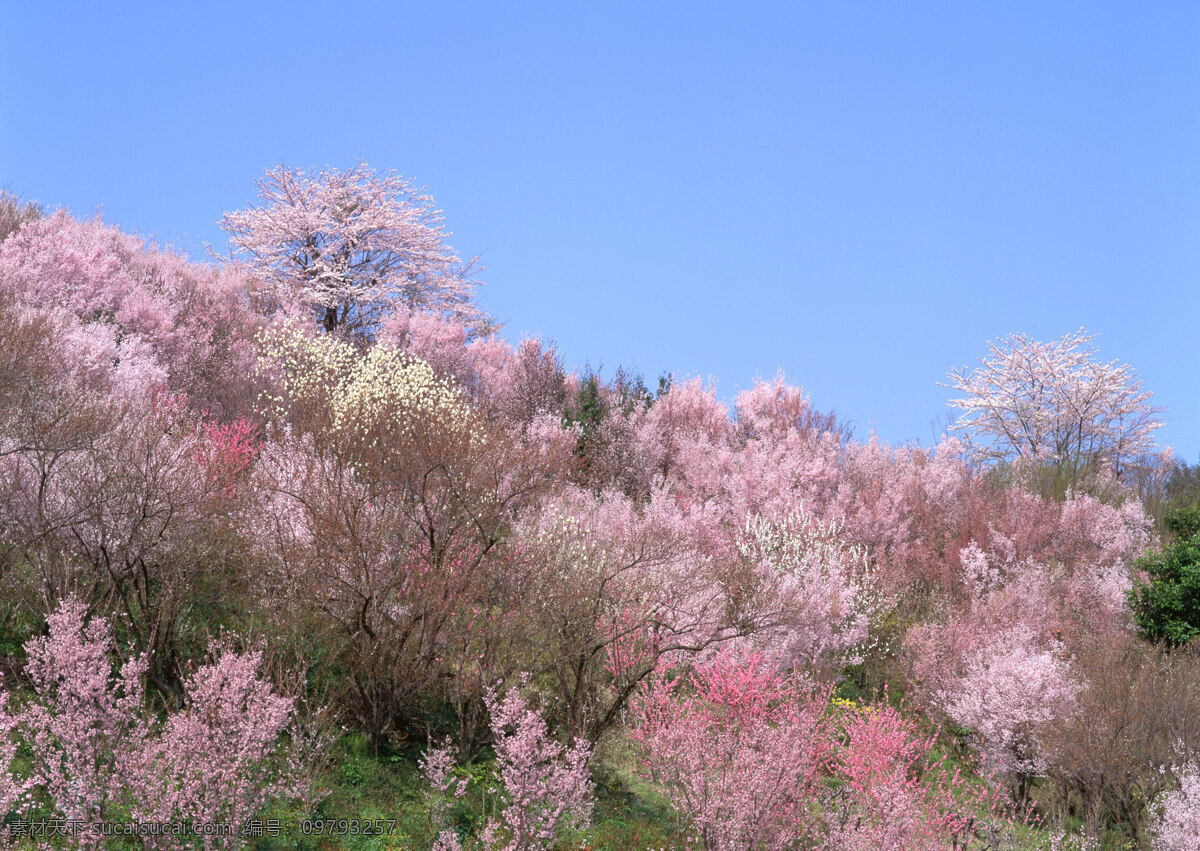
[126,646,297,845]
[631,376,733,492]
[380,311,571,431]
[1153,763,1200,850]
[13,599,154,836]
[631,649,832,850]
[420,685,592,851]
[725,376,845,523]
[2,598,298,848]
[480,686,593,850]
[0,377,260,693]
[1056,490,1152,569]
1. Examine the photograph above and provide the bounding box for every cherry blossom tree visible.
[221,162,483,338]
[734,508,880,674]
[945,329,1163,493]
[938,624,1078,803]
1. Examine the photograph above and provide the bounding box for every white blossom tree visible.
[944,329,1163,492]
[221,162,483,338]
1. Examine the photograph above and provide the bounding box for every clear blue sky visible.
[3,2,1198,458]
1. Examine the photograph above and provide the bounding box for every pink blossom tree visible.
[734,508,880,674]
[511,484,749,744]
[935,624,1078,803]
[379,310,569,427]
[221,162,483,338]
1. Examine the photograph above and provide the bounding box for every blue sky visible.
[3,2,1198,458]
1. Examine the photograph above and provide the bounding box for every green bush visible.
[1130,509,1200,646]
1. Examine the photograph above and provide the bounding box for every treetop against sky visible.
[2,2,1196,457]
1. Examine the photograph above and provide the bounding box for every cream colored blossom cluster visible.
[331,342,473,444]
[257,322,477,448]
[527,506,599,582]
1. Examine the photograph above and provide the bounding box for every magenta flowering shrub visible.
[631,649,832,850]
[823,702,977,850]
[1,598,298,849]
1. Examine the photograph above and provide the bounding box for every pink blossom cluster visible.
[0,598,297,849]
[0,210,259,411]
[629,649,985,850]
[824,701,977,850]
[421,683,593,851]
[1153,762,1200,851]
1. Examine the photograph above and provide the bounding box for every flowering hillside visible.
[0,176,1195,850]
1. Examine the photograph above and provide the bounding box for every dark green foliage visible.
[1130,509,1200,646]
[1166,507,1200,539]
[563,371,606,442]
[656,372,672,400]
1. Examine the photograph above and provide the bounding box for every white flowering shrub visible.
[736,506,886,673]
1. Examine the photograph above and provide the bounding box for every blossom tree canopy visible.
[221,162,483,338]
[944,328,1163,489]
